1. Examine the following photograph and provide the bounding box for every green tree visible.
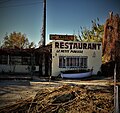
[79,18,104,42]
[1,32,36,49]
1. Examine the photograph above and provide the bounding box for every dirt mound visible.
[0,85,114,113]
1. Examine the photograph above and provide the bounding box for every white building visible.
[52,40,102,77]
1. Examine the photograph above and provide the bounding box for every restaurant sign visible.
[54,41,101,53]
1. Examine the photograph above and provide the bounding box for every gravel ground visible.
[0,77,119,112]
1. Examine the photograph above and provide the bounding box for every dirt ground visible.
[0,77,119,113]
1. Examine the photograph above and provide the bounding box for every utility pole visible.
[42,0,46,46]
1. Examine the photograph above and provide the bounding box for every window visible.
[9,56,22,65]
[59,56,62,68]
[59,56,65,68]
[0,55,8,64]
[0,55,32,65]
[59,56,88,68]
[22,56,31,65]
[80,57,87,68]
[9,56,31,65]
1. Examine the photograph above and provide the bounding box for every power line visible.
[0,1,43,8]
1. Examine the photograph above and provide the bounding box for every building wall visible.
[0,54,39,74]
[0,64,39,73]
[52,40,102,77]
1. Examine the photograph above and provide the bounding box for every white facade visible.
[52,40,102,77]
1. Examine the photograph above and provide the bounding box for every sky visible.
[0,0,120,46]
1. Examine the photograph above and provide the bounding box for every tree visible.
[1,32,36,49]
[79,18,104,42]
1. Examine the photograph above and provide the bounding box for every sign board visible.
[50,34,75,41]
[54,41,101,50]
[54,41,102,54]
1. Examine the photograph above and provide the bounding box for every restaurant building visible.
[0,34,102,78]
[51,40,102,77]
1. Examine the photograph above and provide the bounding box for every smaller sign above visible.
[50,34,75,41]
